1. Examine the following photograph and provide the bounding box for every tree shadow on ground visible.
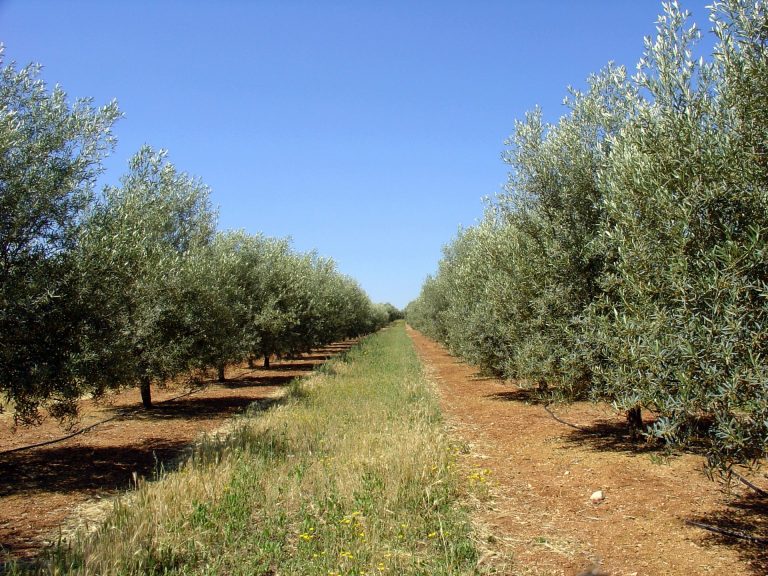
[0,393,287,559]
[324,341,357,350]
[125,395,277,423]
[263,362,324,372]
[469,376,498,383]
[475,368,768,574]
[560,419,670,456]
[317,342,356,357]
[0,440,187,498]
[222,375,296,388]
[688,492,768,575]
[265,341,359,375]
[233,340,357,373]
[296,354,333,362]
[0,395,280,499]
[0,437,190,557]
[485,389,550,405]
[558,413,721,463]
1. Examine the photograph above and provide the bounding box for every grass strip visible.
[23,321,478,575]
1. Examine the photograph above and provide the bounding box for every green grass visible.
[24,322,478,575]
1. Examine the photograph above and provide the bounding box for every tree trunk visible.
[627,406,643,437]
[264,353,270,369]
[140,376,153,409]
[217,364,226,382]
[248,357,255,369]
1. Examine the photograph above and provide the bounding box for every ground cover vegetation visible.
[406,0,768,470]
[0,46,394,421]
[11,323,478,576]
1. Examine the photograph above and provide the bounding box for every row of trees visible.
[407,0,767,470]
[1,49,393,423]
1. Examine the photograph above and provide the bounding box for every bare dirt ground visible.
[407,327,767,576]
[0,342,354,561]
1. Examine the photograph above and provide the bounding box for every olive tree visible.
[241,242,385,366]
[0,49,120,422]
[78,146,216,407]
[491,62,640,392]
[586,0,768,465]
[381,303,404,322]
[179,230,253,381]
[241,239,301,368]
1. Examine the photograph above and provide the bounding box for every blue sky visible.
[1,1,713,308]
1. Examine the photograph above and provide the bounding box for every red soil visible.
[407,326,767,576]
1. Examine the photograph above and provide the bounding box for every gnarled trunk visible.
[217,364,226,382]
[263,353,270,369]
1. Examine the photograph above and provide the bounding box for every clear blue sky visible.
[1,0,713,308]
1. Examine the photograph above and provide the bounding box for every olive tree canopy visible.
[0,48,120,422]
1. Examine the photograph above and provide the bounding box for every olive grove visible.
[0,49,390,420]
[407,0,768,469]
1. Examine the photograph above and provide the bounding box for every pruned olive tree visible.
[496,64,638,394]
[380,303,404,322]
[178,230,253,381]
[242,238,301,368]
[0,49,120,422]
[585,0,768,467]
[329,273,388,338]
[78,146,216,407]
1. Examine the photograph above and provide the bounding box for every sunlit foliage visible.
[0,52,388,419]
[408,0,768,470]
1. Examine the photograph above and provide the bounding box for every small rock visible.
[590,490,605,503]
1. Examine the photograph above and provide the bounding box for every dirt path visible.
[0,342,354,560]
[407,327,767,576]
